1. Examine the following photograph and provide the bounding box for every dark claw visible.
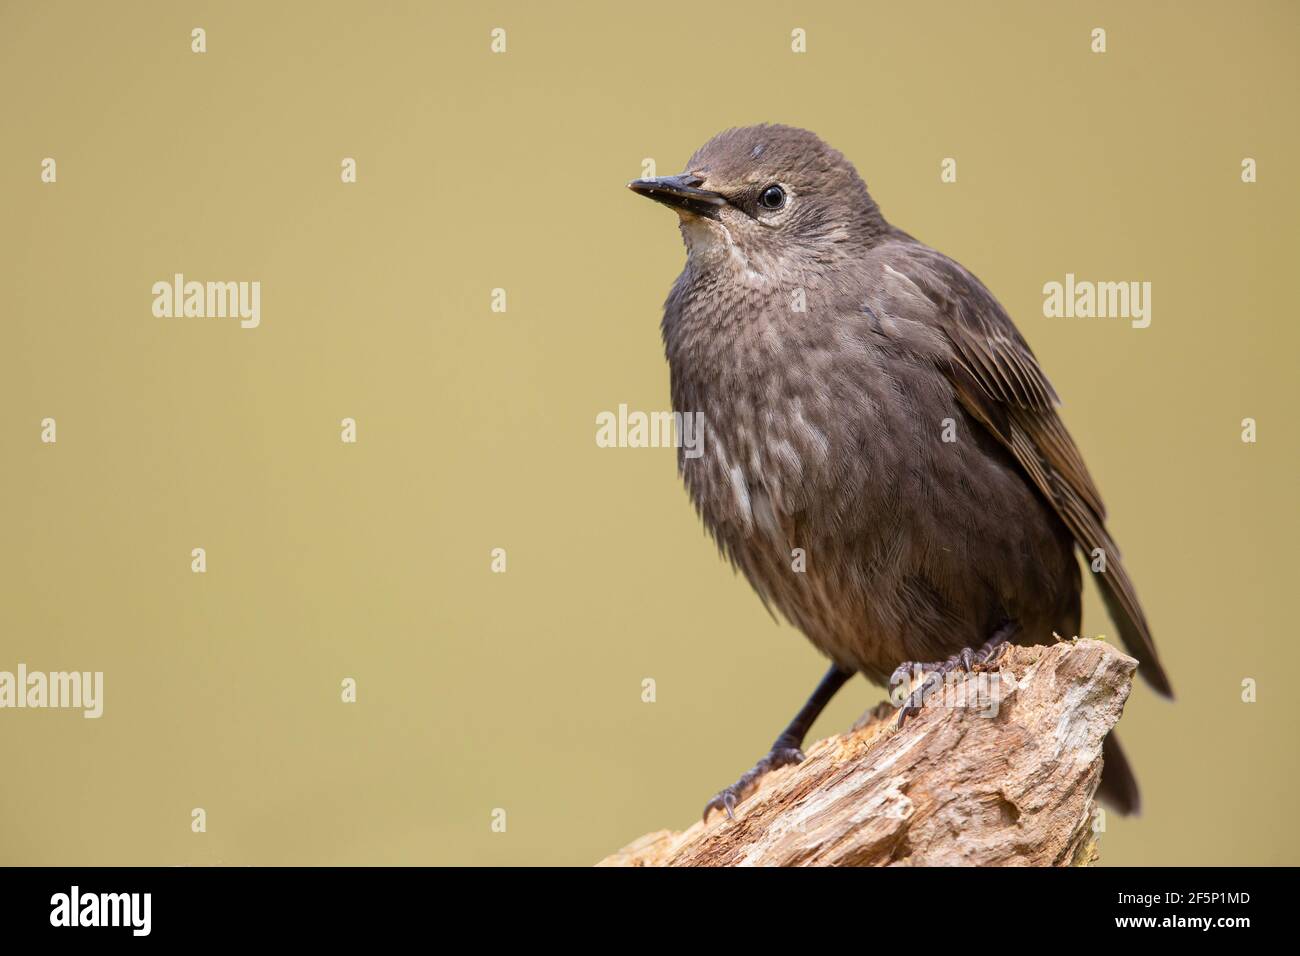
[892,634,1011,729]
[895,672,941,729]
[702,746,806,822]
[889,661,920,692]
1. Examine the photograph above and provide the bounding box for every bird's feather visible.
[886,243,1172,697]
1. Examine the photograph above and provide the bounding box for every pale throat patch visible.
[679,215,770,285]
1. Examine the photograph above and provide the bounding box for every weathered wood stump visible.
[600,639,1135,866]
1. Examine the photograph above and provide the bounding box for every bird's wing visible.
[873,243,1171,697]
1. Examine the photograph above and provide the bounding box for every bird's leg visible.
[890,621,1018,728]
[703,663,853,822]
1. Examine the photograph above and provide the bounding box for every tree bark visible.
[599,639,1135,867]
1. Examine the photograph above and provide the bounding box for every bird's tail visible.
[1097,731,1141,816]
[1090,526,1173,698]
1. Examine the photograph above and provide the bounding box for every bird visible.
[628,124,1171,821]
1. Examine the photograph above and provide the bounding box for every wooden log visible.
[599,639,1135,867]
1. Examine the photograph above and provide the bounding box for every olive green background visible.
[2,0,1296,866]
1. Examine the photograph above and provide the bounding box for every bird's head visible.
[629,124,888,280]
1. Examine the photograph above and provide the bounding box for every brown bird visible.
[629,124,1171,820]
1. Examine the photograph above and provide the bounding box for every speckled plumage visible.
[638,125,1170,815]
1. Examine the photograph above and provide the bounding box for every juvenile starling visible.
[629,125,1171,820]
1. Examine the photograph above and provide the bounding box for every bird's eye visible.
[759,185,786,210]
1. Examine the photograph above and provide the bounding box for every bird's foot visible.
[702,743,805,822]
[890,635,1008,728]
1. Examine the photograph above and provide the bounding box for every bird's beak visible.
[628,174,726,219]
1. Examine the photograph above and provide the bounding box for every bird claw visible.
[889,661,921,691]
[702,746,806,822]
[895,672,942,728]
[892,637,1008,729]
